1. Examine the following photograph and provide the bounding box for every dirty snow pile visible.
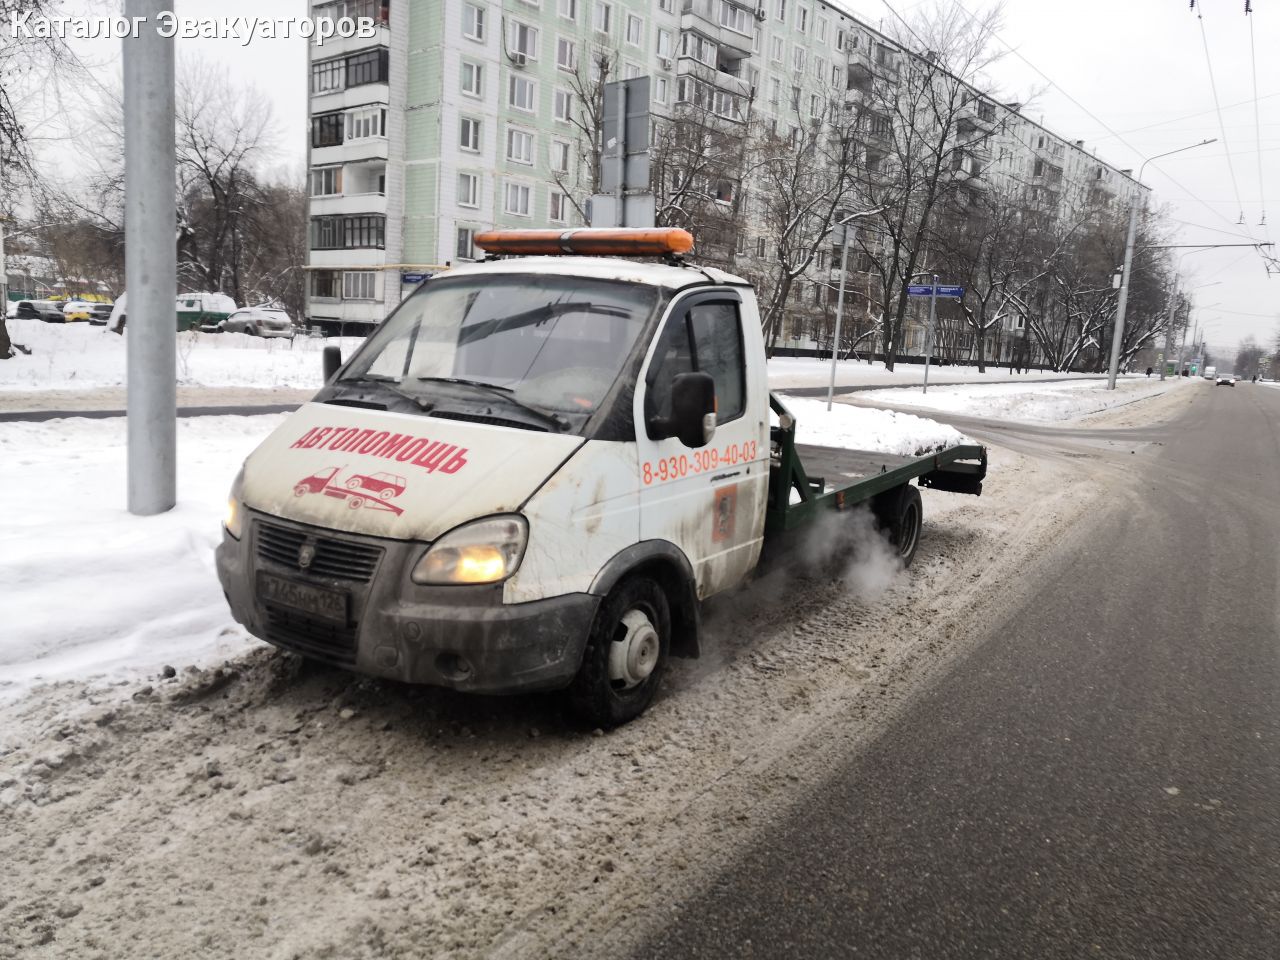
[866,375,1187,422]
[0,415,285,698]
[0,318,359,392]
[776,395,966,456]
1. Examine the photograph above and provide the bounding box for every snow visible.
[0,415,285,699]
[775,395,966,456]
[859,376,1189,422]
[0,318,362,392]
[766,355,1114,391]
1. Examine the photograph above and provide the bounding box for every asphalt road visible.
[633,382,1280,959]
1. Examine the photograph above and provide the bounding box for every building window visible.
[346,49,389,87]
[342,271,376,300]
[756,237,766,257]
[554,88,573,121]
[719,0,749,34]
[659,0,672,11]
[625,13,642,46]
[461,60,483,97]
[508,19,539,58]
[594,0,611,34]
[504,182,532,216]
[656,28,672,58]
[624,61,641,79]
[343,215,385,249]
[556,36,578,70]
[655,76,668,104]
[312,217,340,249]
[558,0,577,20]
[310,167,342,197]
[346,106,386,140]
[311,57,344,95]
[549,190,569,222]
[791,46,805,72]
[457,172,479,207]
[506,127,534,165]
[509,75,536,112]
[311,112,343,147]
[682,32,716,66]
[551,139,571,173]
[797,4,808,32]
[770,36,783,63]
[810,94,821,117]
[817,16,827,42]
[775,0,786,22]
[460,116,481,151]
[463,3,484,40]
[456,226,476,261]
[311,270,339,298]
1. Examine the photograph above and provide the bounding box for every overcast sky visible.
[34,0,1280,356]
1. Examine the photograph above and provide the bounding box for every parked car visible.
[86,302,114,325]
[1216,372,1236,386]
[14,300,67,322]
[109,292,239,333]
[219,306,295,338]
[61,300,103,322]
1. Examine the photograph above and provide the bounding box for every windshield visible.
[338,273,660,431]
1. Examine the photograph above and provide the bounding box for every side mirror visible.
[322,345,342,382]
[667,371,717,448]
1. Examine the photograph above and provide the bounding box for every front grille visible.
[255,519,383,582]
[263,605,358,665]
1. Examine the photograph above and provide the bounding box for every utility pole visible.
[1107,139,1216,390]
[0,216,8,309]
[826,223,851,411]
[923,272,937,394]
[124,0,177,515]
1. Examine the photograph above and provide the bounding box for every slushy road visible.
[634,382,1280,959]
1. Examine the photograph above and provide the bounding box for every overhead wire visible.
[940,0,1274,275]
[1194,4,1249,229]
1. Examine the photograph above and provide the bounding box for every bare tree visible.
[853,2,1005,369]
[548,44,617,223]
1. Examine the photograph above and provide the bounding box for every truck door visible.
[635,290,769,599]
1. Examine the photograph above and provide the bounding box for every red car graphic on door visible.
[293,466,406,516]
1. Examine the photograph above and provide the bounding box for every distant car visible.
[14,299,67,322]
[61,300,100,322]
[219,306,295,338]
[1216,373,1236,386]
[86,302,114,325]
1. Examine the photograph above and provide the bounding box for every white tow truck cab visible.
[216,228,985,726]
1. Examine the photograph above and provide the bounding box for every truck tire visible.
[567,576,670,729]
[873,484,923,568]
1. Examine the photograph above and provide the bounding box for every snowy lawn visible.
[767,355,1114,390]
[775,394,966,456]
[860,375,1190,422]
[0,415,286,699]
[0,318,362,392]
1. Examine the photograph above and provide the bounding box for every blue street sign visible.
[907,284,964,297]
[401,272,429,284]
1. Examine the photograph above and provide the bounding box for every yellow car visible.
[61,300,96,322]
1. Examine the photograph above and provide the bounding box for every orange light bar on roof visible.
[473,228,695,258]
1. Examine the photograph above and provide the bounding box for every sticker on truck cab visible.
[290,424,469,475]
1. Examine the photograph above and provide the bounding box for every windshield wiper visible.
[336,373,436,412]
[415,376,570,432]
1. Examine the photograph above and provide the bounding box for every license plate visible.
[257,571,349,623]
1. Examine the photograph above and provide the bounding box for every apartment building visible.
[304,0,1146,347]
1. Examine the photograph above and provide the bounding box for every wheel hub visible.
[607,609,659,689]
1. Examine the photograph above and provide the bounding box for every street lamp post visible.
[1107,139,1216,390]
[825,207,884,411]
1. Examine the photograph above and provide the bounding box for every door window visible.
[645,297,746,431]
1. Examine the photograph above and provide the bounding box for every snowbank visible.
[766,355,1108,390]
[0,318,362,392]
[776,395,966,456]
[863,376,1188,422]
[0,415,286,697]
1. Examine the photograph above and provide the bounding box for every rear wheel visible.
[873,484,923,567]
[567,577,670,729]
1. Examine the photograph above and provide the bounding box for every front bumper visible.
[215,512,598,694]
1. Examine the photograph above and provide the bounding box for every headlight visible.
[224,467,245,540]
[411,515,528,585]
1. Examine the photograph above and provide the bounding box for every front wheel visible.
[566,577,670,729]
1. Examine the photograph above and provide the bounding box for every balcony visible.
[312,136,389,166]
[676,56,752,100]
[680,0,754,60]
[310,192,388,217]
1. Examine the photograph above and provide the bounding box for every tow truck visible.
[216,228,986,726]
